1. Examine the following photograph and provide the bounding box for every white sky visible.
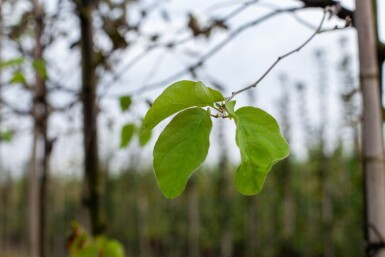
[1,0,384,177]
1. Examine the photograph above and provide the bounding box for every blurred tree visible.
[354,1,385,257]
[75,0,106,236]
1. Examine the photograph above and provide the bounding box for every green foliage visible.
[120,121,152,148]
[32,59,48,80]
[120,124,135,148]
[0,130,13,142]
[233,106,290,194]
[9,71,26,84]
[143,80,289,198]
[68,222,125,257]
[153,108,212,198]
[139,129,152,146]
[0,57,24,68]
[142,80,224,133]
[119,96,132,112]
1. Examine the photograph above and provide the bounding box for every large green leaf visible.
[153,107,212,198]
[234,107,290,195]
[142,80,223,133]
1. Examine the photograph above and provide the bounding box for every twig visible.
[97,1,261,101]
[127,7,303,96]
[220,0,261,21]
[226,8,328,102]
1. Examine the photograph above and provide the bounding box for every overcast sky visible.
[1,0,384,177]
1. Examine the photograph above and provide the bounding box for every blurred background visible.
[0,0,383,256]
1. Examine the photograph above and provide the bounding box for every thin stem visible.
[226,8,328,103]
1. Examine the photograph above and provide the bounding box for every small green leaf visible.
[225,100,237,119]
[139,130,152,147]
[233,107,290,195]
[153,107,212,198]
[0,58,24,69]
[120,124,135,148]
[119,95,132,112]
[0,130,13,142]
[10,71,26,84]
[32,59,48,80]
[142,80,223,133]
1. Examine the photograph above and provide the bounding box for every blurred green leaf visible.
[10,71,26,84]
[233,107,290,195]
[96,237,125,257]
[120,124,135,148]
[119,95,132,112]
[142,80,223,133]
[32,59,48,80]
[153,107,212,198]
[0,130,13,143]
[225,100,237,119]
[0,57,24,69]
[139,129,151,147]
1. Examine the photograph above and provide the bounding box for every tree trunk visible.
[355,1,385,257]
[31,1,51,256]
[78,0,106,236]
[29,131,41,257]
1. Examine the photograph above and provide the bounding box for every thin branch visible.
[226,8,328,102]
[220,0,261,21]
[127,7,303,96]
[97,1,261,100]
[0,97,31,116]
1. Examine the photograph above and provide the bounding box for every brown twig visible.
[226,8,337,102]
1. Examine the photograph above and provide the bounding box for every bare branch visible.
[0,97,31,116]
[127,7,303,96]
[226,8,330,102]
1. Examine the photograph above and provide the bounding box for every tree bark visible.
[29,131,41,257]
[29,1,50,257]
[354,1,385,257]
[78,0,106,236]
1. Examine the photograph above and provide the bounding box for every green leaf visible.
[120,124,135,148]
[139,130,152,147]
[10,71,26,84]
[233,107,290,195]
[119,95,132,112]
[225,100,237,119]
[0,130,13,142]
[142,80,223,133]
[102,239,125,257]
[32,59,48,80]
[71,245,98,257]
[153,107,212,198]
[0,58,24,69]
